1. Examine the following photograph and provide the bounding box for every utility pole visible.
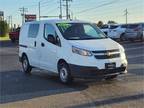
[7,16,11,28]
[59,0,62,19]
[10,16,13,30]
[7,16,12,31]
[66,0,69,19]
[39,2,41,20]
[63,0,72,19]
[19,7,28,24]
[124,9,128,25]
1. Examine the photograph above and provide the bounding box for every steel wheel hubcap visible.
[23,59,28,71]
[60,67,68,82]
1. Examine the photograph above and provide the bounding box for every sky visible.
[0,0,144,26]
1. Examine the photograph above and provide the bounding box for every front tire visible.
[22,55,32,74]
[58,63,73,84]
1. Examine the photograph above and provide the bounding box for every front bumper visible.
[69,64,127,78]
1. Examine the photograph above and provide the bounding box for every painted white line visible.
[127,54,144,59]
[125,46,144,51]
[128,64,144,69]
[122,42,144,46]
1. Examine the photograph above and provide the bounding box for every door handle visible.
[41,42,45,47]
[34,41,36,47]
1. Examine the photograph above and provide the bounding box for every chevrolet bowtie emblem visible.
[105,52,111,56]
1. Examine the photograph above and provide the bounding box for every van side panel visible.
[19,24,29,59]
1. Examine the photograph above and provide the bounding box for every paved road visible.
[0,41,144,108]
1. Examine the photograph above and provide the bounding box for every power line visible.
[38,1,60,19]
[19,7,28,24]
[76,0,120,14]
[39,2,41,20]
[41,7,59,16]
[40,1,57,7]
[59,0,63,19]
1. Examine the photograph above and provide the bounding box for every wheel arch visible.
[22,52,27,58]
[57,59,69,71]
[19,52,28,62]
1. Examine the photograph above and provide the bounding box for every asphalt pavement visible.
[0,40,144,108]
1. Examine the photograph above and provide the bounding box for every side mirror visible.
[47,34,55,44]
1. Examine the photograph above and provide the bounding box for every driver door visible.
[39,24,57,72]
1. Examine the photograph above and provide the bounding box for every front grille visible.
[92,49,119,53]
[94,54,120,59]
[92,49,120,59]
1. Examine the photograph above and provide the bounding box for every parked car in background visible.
[108,24,127,40]
[100,24,109,36]
[9,27,20,42]
[100,24,127,41]
[124,23,143,41]
[142,23,144,37]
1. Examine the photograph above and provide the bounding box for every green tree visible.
[107,20,117,24]
[97,21,104,28]
[0,21,9,37]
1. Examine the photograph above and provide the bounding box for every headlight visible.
[119,47,126,59]
[120,47,125,53]
[72,46,92,56]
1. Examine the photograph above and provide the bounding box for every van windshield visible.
[56,23,107,40]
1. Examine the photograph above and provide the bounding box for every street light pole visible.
[59,0,62,19]
[124,8,128,25]
[63,0,72,19]
[39,2,41,20]
[19,7,28,24]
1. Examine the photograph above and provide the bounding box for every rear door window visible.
[28,24,39,38]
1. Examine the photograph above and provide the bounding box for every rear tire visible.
[120,34,125,41]
[58,62,73,84]
[129,38,135,42]
[140,35,143,42]
[22,55,32,74]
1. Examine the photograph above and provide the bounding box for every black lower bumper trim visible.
[69,64,127,78]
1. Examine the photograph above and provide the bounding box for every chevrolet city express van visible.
[19,20,128,84]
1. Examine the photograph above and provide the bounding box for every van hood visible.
[68,38,121,51]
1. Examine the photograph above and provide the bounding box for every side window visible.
[28,24,39,38]
[44,24,56,39]
[44,24,61,46]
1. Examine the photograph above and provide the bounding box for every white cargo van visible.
[19,20,128,84]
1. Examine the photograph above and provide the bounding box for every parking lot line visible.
[127,54,144,59]
[125,46,144,51]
